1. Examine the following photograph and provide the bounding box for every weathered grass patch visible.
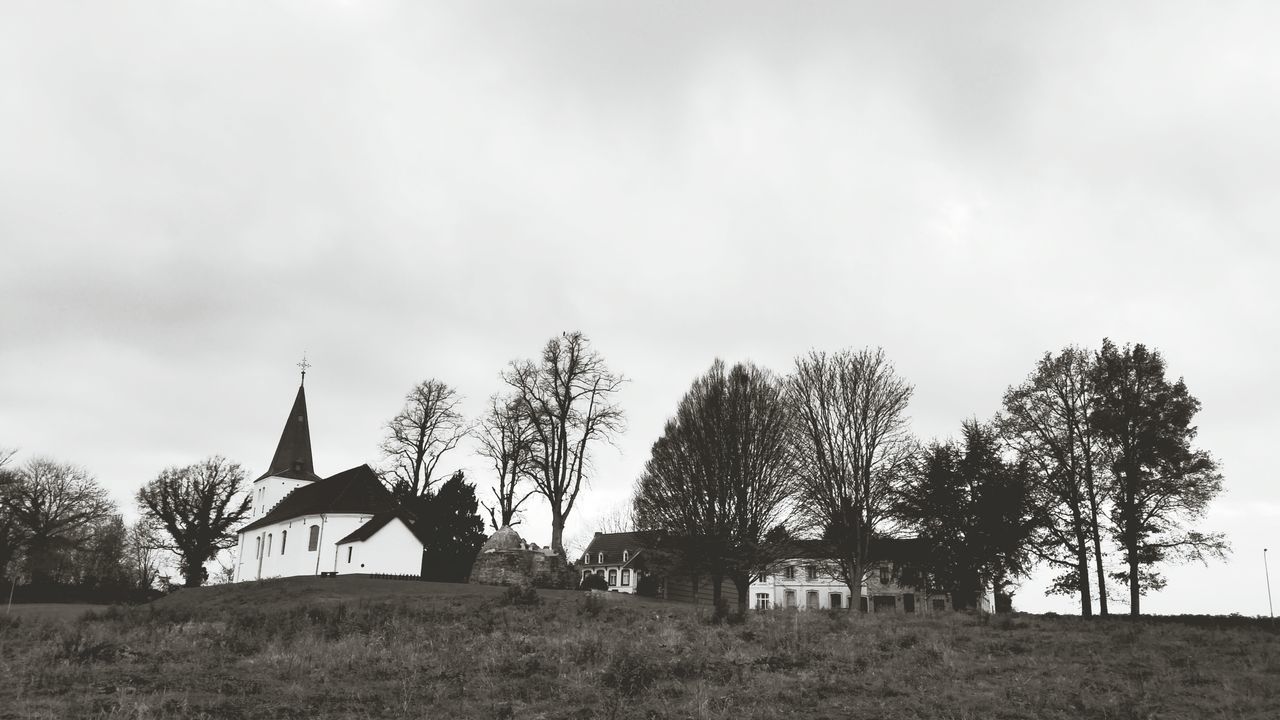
[0,577,1276,719]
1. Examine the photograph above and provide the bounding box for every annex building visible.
[232,376,428,581]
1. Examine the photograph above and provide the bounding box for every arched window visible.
[308,525,320,551]
[280,530,287,555]
[597,552,604,564]
[621,569,631,586]
[596,569,604,577]
[622,550,629,562]
[267,534,272,556]
[255,536,261,559]
[608,569,617,586]
[583,570,590,581]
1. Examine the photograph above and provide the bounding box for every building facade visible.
[579,531,652,593]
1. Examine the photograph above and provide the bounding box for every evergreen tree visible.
[411,471,486,582]
[1091,339,1227,615]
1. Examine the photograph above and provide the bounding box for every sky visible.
[1,1,1277,614]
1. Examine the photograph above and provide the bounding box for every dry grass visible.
[0,577,1277,719]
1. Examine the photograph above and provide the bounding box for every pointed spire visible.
[257,381,319,482]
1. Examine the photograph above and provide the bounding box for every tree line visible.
[631,342,1226,617]
[0,331,626,593]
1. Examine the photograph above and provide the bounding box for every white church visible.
[232,373,428,581]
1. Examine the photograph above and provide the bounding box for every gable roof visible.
[334,511,431,546]
[257,384,320,482]
[241,464,395,533]
[583,531,659,565]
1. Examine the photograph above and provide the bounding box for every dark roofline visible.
[240,464,393,533]
[334,511,431,546]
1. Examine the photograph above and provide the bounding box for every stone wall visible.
[468,549,574,589]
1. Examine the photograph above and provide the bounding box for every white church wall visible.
[247,476,312,520]
[234,513,373,581]
[335,518,423,575]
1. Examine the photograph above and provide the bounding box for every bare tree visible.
[634,360,795,614]
[124,517,164,591]
[998,347,1110,617]
[786,348,916,606]
[381,379,469,498]
[503,331,625,556]
[137,456,250,587]
[1,458,115,584]
[0,448,19,580]
[475,394,537,531]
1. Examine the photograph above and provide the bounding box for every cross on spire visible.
[297,353,311,386]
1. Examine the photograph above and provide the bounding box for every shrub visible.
[579,593,606,618]
[498,584,542,607]
[581,574,609,591]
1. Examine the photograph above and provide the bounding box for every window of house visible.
[756,572,769,582]
[621,569,631,586]
[873,595,896,612]
[622,550,629,562]
[598,552,604,564]
[805,565,818,580]
[932,598,947,612]
[583,571,590,582]
[608,569,617,586]
[903,593,916,613]
[784,590,797,608]
[308,525,319,551]
[806,591,819,609]
[347,546,353,564]
[830,593,842,609]
[783,566,796,580]
[879,564,891,585]
[596,569,604,577]
[267,534,272,556]
[755,593,770,610]
[280,530,287,555]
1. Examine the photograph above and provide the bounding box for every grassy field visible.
[0,577,1277,719]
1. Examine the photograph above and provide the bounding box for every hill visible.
[0,576,1277,719]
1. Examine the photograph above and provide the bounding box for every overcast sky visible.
[2,1,1277,614]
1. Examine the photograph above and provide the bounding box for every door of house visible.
[903,593,915,613]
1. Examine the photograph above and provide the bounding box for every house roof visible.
[335,511,431,546]
[583,531,658,566]
[257,384,320,482]
[241,464,395,533]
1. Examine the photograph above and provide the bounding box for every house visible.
[232,375,428,581]
[749,539,957,613]
[579,531,654,593]
[582,531,982,612]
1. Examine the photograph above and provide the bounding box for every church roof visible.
[257,384,320,482]
[241,464,395,532]
[334,511,431,546]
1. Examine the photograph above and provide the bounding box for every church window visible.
[255,536,261,559]
[267,534,272,556]
[621,569,630,586]
[608,569,617,586]
[308,525,319,551]
[280,530,287,554]
[347,546,353,564]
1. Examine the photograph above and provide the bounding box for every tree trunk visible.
[550,512,565,556]
[1074,530,1093,617]
[1129,553,1141,617]
[711,574,723,608]
[733,573,751,615]
[1086,483,1109,616]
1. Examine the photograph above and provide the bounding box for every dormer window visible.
[597,552,604,564]
[622,550,629,563]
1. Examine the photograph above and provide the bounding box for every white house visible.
[749,539,959,613]
[232,378,427,581]
[579,531,651,593]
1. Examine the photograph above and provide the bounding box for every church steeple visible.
[257,378,319,482]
